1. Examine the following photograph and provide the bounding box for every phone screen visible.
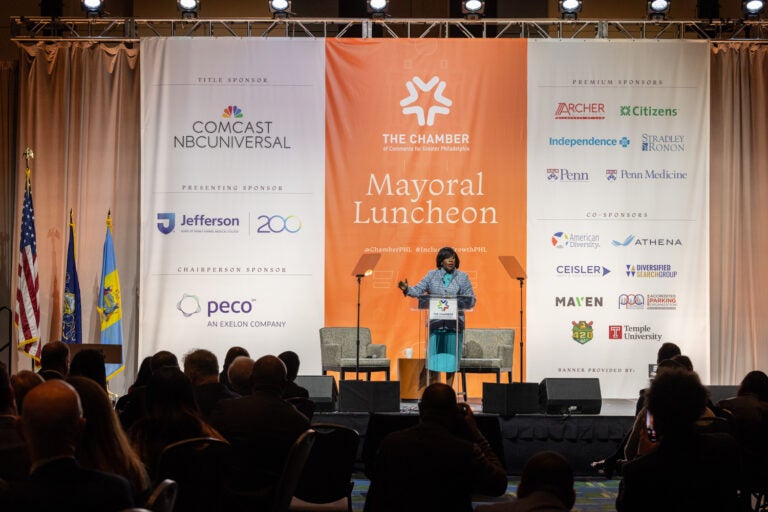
[645,410,657,442]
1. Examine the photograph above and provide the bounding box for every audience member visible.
[129,366,224,480]
[211,355,309,498]
[220,346,249,391]
[0,362,30,481]
[67,376,150,502]
[278,350,309,399]
[227,355,255,396]
[0,380,134,511]
[69,348,107,390]
[119,350,181,430]
[115,356,151,418]
[364,383,507,512]
[37,341,70,380]
[183,348,238,420]
[10,370,43,414]
[616,368,740,511]
[476,451,575,512]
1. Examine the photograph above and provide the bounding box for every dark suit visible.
[616,432,740,512]
[475,491,570,512]
[364,419,507,512]
[194,382,239,420]
[210,389,310,492]
[0,457,134,512]
[0,416,30,481]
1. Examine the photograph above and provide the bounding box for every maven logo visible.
[400,76,452,127]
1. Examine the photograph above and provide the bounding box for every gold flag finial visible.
[23,148,34,168]
[106,210,113,229]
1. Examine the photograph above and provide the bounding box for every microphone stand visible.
[517,276,525,383]
[355,274,363,380]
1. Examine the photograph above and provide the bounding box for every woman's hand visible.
[398,279,408,292]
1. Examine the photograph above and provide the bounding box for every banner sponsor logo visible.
[556,265,611,277]
[554,102,606,120]
[612,235,682,247]
[605,168,688,181]
[620,105,678,117]
[552,231,600,249]
[546,168,590,182]
[626,264,678,278]
[641,133,685,152]
[646,293,678,310]
[611,235,635,247]
[618,293,645,309]
[400,76,452,127]
[176,292,286,328]
[571,320,594,344]
[173,105,291,150]
[156,212,241,234]
[556,297,604,307]
[608,324,663,341]
[548,136,630,148]
[255,214,302,234]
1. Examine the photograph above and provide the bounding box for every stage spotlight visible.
[367,0,390,18]
[743,0,765,19]
[462,0,486,19]
[647,0,671,20]
[558,0,583,20]
[268,0,292,18]
[81,0,104,17]
[177,0,201,18]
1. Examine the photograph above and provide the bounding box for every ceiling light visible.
[367,0,390,18]
[743,0,765,19]
[177,0,200,18]
[269,0,292,18]
[81,0,104,17]
[559,0,583,20]
[462,0,485,19]
[648,0,671,20]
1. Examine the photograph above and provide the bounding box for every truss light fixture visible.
[177,0,200,18]
[269,0,292,18]
[743,0,765,19]
[462,0,486,19]
[647,0,671,20]
[558,0,583,20]
[81,0,104,17]
[367,0,390,18]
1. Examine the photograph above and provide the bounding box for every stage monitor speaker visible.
[295,375,337,412]
[707,385,739,404]
[482,383,540,415]
[339,380,400,413]
[540,378,602,415]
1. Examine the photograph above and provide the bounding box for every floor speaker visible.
[295,375,338,412]
[338,380,400,412]
[540,378,602,414]
[482,383,540,415]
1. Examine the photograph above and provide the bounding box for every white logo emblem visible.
[400,76,452,127]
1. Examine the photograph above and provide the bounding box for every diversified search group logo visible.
[400,76,452,127]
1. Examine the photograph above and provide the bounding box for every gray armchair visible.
[319,327,391,380]
[459,328,515,393]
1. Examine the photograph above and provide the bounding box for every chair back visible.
[145,479,178,512]
[156,437,232,512]
[293,423,360,507]
[272,429,316,512]
[320,327,372,358]
[286,396,316,422]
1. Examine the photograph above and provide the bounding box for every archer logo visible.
[400,76,452,127]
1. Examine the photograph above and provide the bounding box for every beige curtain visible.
[710,43,768,384]
[11,42,139,393]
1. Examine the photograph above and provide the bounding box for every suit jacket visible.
[616,432,740,512]
[0,457,134,512]
[0,415,30,481]
[364,419,507,512]
[194,382,239,420]
[210,389,310,492]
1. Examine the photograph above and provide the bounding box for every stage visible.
[314,398,636,477]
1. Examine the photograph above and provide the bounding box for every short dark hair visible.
[40,341,70,372]
[150,350,179,372]
[278,351,300,381]
[656,342,681,364]
[517,451,575,510]
[183,349,219,378]
[223,346,250,369]
[738,370,768,402]
[68,349,107,390]
[250,355,287,392]
[647,368,706,437]
[435,247,460,269]
[419,382,457,417]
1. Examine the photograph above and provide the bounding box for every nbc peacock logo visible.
[222,105,243,119]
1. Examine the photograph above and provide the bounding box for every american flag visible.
[15,170,41,362]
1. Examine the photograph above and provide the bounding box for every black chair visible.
[272,429,317,512]
[144,479,178,512]
[287,397,317,422]
[156,437,232,512]
[290,424,360,512]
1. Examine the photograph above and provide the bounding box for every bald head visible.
[250,355,287,392]
[20,380,85,461]
[228,356,255,395]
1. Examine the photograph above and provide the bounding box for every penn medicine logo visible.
[400,76,452,126]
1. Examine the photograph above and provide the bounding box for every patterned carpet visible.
[350,475,621,511]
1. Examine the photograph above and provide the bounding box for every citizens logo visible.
[548,136,630,148]
[618,294,645,310]
[177,293,202,317]
[222,105,243,119]
[641,133,685,152]
[647,294,678,310]
[400,76,452,127]
[605,168,688,181]
[552,231,600,249]
[556,297,603,307]
[156,212,241,234]
[546,168,590,182]
[608,324,663,341]
[554,102,606,120]
[556,265,611,277]
[620,105,678,117]
[571,321,594,345]
[626,264,678,278]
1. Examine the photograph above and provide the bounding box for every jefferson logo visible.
[222,105,243,119]
[554,102,606,120]
[572,321,594,344]
[157,212,176,234]
[400,76,452,127]
[620,105,678,117]
[618,294,645,309]
[177,293,202,317]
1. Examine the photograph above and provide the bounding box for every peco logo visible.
[400,76,452,127]
[177,293,256,318]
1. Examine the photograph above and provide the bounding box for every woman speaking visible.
[398,247,476,386]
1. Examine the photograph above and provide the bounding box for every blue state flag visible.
[62,209,82,344]
[97,211,124,379]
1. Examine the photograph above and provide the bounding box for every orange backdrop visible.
[325,39,527,397]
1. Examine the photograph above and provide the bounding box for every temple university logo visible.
[400,76,452,126]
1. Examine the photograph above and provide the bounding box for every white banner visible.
[526,41,710,398]
[140,38,325,371]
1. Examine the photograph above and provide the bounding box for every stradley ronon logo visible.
[400,76,452,127]
[554,102,606,120]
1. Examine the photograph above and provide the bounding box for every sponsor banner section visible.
[527,41,710,397]
[140,38,325,370]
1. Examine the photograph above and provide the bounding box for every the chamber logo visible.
[400,76,452,127]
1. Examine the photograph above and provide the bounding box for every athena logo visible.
[400,76,452,127]
[176,293,202,317]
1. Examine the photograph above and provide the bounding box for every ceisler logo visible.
[400,76,452,127]
[620,105,678,117]
[554,102,606,120]
[571,321,594,344]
